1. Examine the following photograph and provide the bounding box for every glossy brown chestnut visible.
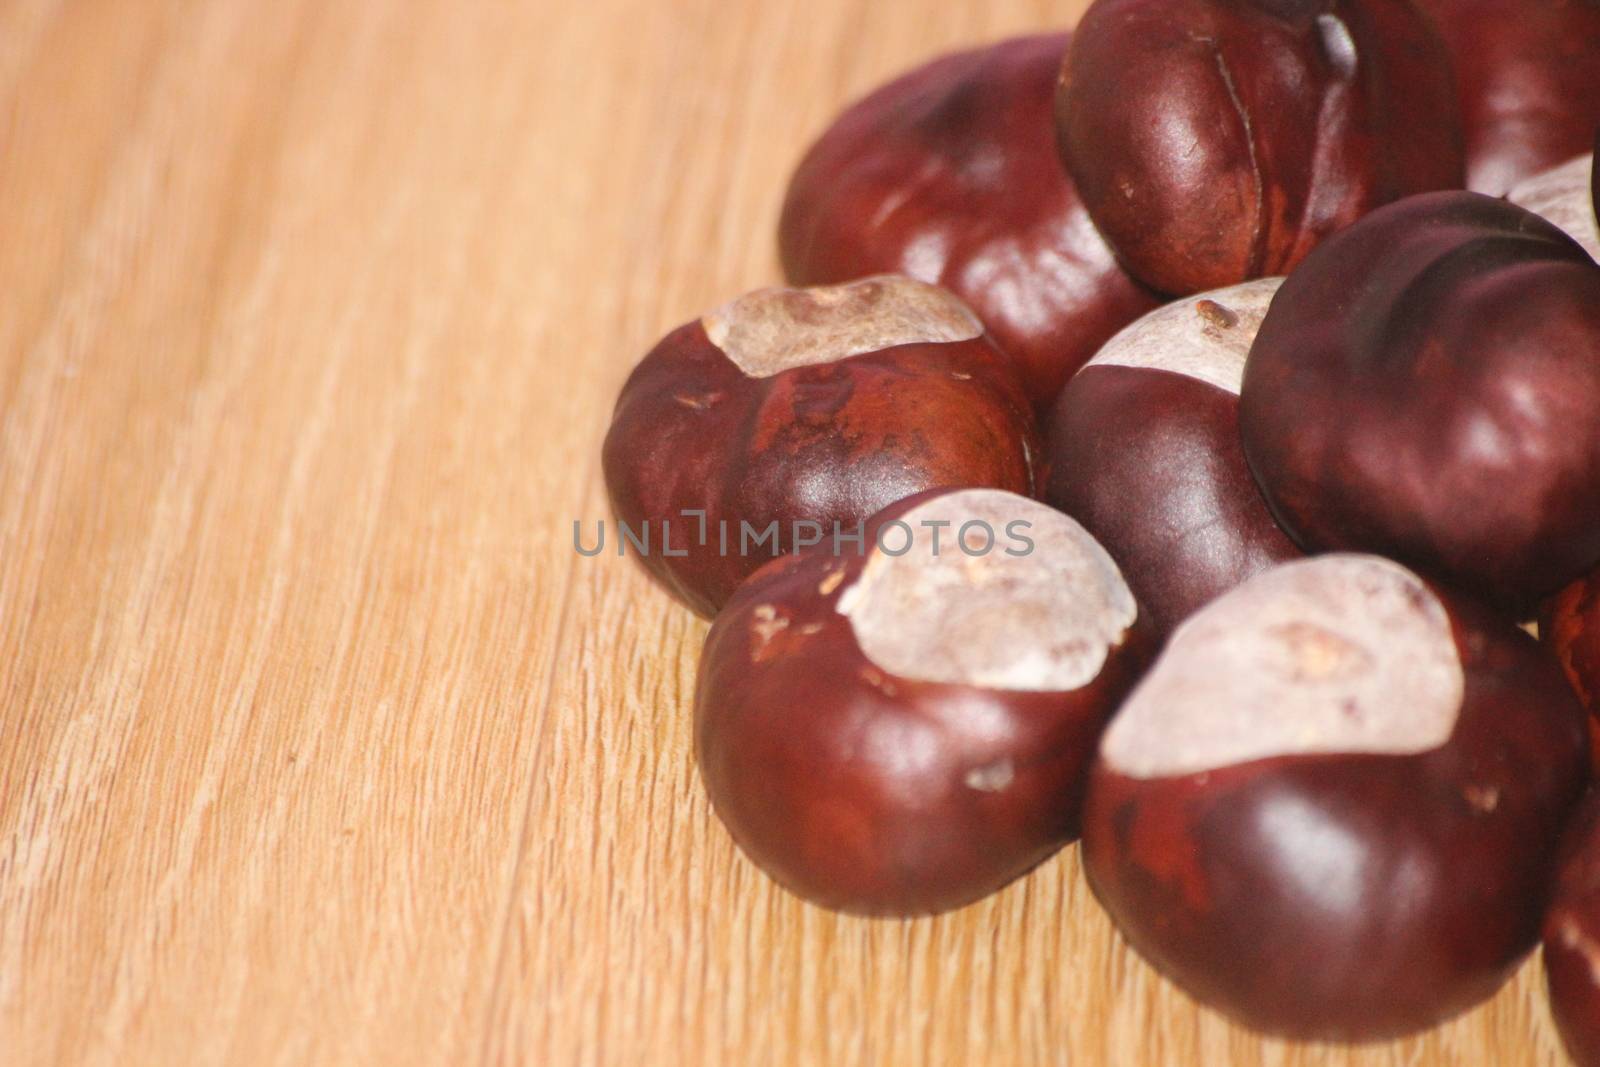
[1545,790,1600,1067]
[1239,191,1600,612]
[1413,0,1600,195]
[1084,554,1590,1041]
[603,276,1040,617]
[1055,0,1464,296]
[778,34,1160,409]
[1047,279,1299,640]
[1510,151,1600,263]
[696,488,1154,916]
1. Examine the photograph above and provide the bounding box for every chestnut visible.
[778,34,1160,410]
[1545,790,1600,1067]
[602,275,1040,617]
[1510,151,1600,263]
[1239,191,1600,612]
[695,487,1154,915]
[1083,554,1590,1041]
[1412,0,1600,195]
[1055,0,1465,296]
[1046,279,1299,640]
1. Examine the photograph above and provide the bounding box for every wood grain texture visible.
[0,1,1568,1064]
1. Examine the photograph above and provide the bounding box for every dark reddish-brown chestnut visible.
[1055,0,1465,296]
[1412,0,1600,195]
[1511,151,1600,263]
[1047,279,1299,640]
[603,276,1040,617]
[696,488,1154,915]
[1083,554,1590,1041]
[1545,791,1600,1067]
[1239,191,1600,612]
[779,33,1160,409]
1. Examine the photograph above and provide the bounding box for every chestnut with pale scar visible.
[1047,279,1299,640]
[604,275,1039,617]
[1100,556,1460,779]
[702,275,983,378]
[1082,277,1277,394]
[694,488,1154,916]
[838,493,1136,692]
[1082,554,1589,1041]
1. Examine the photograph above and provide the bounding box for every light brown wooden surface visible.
[0,2,1569,1064]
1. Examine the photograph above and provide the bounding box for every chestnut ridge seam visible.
[572,515,1038,558]
[1204,37,1269,280]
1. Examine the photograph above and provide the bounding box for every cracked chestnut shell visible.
[1046,279,1299,640]
[1545,791,1600,1067]
[779,33,1160,410]
[1239,191,1600,612]
[1413,0,1600,195]
[1056,0,1464,296]
[695,488,1154,916]
[603,276,1040,617]
[1084,554,1590,1041]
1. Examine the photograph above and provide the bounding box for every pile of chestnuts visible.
[603,0,1600,1056]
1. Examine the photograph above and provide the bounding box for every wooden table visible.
[0,1,1569,1063]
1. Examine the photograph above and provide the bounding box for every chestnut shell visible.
[1084,580,1589,1041]
[1546,790,1600,1067]
[1239,191,1600,612]
[603,285,1041,617]
[1046,292,1299,640]
[695,491,1154,916]
[1413,0,1600,195]
[779,34,1160,409]
[1056,0,1465,296]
